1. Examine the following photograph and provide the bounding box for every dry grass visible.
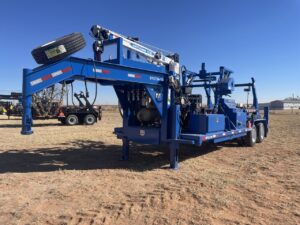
[0,112,299,225]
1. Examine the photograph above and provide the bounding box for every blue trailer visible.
[21,25,269,169]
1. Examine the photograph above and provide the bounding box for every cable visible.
[70,60,89,106]
[72,58,99,106]
[90,59,98,105]
[84,79,89,98]
[118,101,123,118]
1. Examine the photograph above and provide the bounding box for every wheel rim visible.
[252,129,256,143]
[86,115,95,124]
[260,125,265,139]
[68,116,77,125]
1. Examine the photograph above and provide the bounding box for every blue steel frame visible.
[21,37,268,169]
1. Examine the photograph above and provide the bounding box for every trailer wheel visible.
[256,123,265,143]
[66,114,79,126]
[84,114,96,125]
[245,126,257,147]
[31,33,86,65]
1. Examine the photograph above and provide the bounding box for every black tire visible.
[245,126,257,147]
[66,114,78,126]
[256,123,265,143]
[31,33,86,65]
[84,114,96,125]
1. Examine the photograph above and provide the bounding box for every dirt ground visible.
[0,111,299,225]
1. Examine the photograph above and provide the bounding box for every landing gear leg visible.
[169,142,179,170]
[21,69,33,135]
[122,138,129,160]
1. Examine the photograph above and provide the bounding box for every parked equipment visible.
[0,90,62,119]
[0,92,22,118]
[58,91,102,125]
[0,92,22,101]
[21,25,269,169]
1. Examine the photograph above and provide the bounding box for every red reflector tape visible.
[61,67,72,73]
[42,74,52,81]
[128,73,141,78]
[93,68,110,74]
[30,66,72,86]
[102,70,110,74]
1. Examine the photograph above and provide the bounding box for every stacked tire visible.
[31,33,86,65]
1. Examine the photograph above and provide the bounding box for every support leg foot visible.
[121,138,129,160]
[21,115,33,135]
[169,142,179,170]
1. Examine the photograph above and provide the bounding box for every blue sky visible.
[0,0,299,104]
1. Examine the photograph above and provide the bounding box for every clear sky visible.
[0,0,299,104]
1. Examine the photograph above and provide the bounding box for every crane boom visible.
[90,25,178,68]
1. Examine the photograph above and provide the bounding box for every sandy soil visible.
[0,111,299,225]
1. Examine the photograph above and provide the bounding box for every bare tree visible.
[32,84,65,118]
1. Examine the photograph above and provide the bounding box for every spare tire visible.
[31,32,86,65]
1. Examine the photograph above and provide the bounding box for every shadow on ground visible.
[0,123,62,128]
[0,118,21,121]
[0,140,224,173]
